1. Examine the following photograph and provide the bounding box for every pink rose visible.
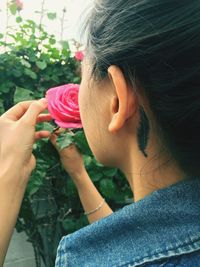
[74,51,84,61]
[15,0,23,11]
[45,84,82,129]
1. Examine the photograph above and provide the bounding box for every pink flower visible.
[45,84,82,129]
[74,51,84,61]
[15,0,23,11]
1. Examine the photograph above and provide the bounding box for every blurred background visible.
[0,0,92,44]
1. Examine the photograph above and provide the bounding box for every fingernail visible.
[40,98,48,105]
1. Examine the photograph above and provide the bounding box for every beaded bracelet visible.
[84,198,105,216]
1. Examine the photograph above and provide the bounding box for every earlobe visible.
[107,65,137,133]
[109,96,121,133]
[108,113,125,133]
[108,114,117,133]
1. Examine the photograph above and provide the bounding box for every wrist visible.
[0,160,28,188]
[0,170,26,210]
[69,168,90,187]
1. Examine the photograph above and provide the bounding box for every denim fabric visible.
[55,177,200,266]
[145,249,200,266]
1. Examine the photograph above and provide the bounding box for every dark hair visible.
[83,0,200,177]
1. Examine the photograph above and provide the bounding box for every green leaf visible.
[60,41,69,50]
[87,170,104,182]
[62,49,70,58]
[9,3,17,15]
[28,187,40,197]
[56,131,74,150]
[16,16,22,23]
[0,33,3,39]
[102,168,117,177]
[36,61,47,70]
[92,158,104,167]
[83,155,92,166]
[29,52,37,62]
[13,68,22,77]
[14,87,34,104]
[73,77,81,83]
[99,178,117,198]
[24,68,37,79]
[20,58,31,68]
[26,174,44,198]
[73,130,92,155]
[47,12,57,20]
[41,122,55,132]
[62,218,77,232]
[63,179,77,196]
[51,48,60,59]
[0,82,14,93]
[49,38,56,45]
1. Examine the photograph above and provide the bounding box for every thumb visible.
[20,98,48,126]
[50,133,59,151]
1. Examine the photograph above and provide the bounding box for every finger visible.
[35,130,51,140]
[37,113,53,123]
[49,133,58,147]
[20,98,48,126]
[50,133,63,153]
[1,101,35,121]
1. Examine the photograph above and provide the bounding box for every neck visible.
[121,144,185,202]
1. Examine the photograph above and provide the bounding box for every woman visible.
[1,0,200,266]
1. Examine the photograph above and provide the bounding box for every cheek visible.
[79,80,92,129]
[79,62,108,160]
[79,78,117,167]
[79,81,103,156]
[79,80,96,140]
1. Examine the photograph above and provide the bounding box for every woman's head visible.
[79,0,200,177]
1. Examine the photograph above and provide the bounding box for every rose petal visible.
[74,51,84,61]
[55,120,82,129]
[46,83,83,129]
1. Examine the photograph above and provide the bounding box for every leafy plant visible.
[0,3,132,267]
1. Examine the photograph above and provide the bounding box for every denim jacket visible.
[55,177,200,266]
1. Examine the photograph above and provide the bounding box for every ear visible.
[108,65,137,133]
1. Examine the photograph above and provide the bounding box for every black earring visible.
[137,106,150,157]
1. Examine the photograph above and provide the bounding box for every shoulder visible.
[55,178,200,266]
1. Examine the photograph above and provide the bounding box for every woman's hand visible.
[50,129,86,182]
[0,99,52,267]
[0,99,52,183]
[50,129,113,225]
